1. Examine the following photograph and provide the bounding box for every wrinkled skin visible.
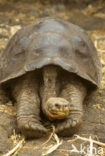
[0,65,87,138]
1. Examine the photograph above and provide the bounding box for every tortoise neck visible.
[41,65,59,113]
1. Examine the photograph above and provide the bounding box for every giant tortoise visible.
[0,17,101,138]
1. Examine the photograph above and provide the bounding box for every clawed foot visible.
[55,113,83,136]
[17,117,47,138]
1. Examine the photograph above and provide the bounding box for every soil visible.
[0,0,105,156]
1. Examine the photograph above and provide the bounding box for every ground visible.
[0,0,105,156]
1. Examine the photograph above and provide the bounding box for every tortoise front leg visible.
[13,73,47,138]
[55,75,87,136]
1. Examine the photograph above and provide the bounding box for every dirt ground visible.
[0,0,105,156]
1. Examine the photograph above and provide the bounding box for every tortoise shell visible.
[0,17,101,87]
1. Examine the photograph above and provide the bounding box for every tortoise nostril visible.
[55,103,60,109]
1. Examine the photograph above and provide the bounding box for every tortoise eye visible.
[55,103,60,109]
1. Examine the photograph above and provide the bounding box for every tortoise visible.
[0,17,101,138]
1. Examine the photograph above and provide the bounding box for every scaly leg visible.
[55,75,87,136]
[12,72,47,138]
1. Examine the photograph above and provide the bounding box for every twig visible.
[42,132,63,156]
[3,138,25,156]
[42,125,55,146]
[74,135,105,147]
[67,137,78,143]
[97,49,105,53]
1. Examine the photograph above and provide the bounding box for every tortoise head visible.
[45,97,70,120]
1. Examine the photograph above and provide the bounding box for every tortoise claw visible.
[17,117,47,138]
[55,113,83,136]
